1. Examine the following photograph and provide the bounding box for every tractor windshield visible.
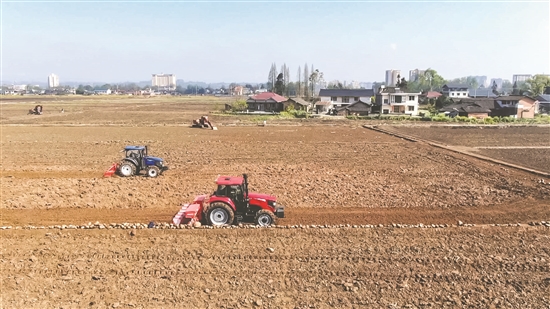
[215,184,242,199]
[126,149,142,160]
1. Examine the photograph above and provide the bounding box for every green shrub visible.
[483,117,495,124]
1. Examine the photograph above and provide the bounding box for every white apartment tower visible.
[385,70,401,86]
[152,73,176,90]
[48,74,59,88]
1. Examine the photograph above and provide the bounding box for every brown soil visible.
[2,227,549,308]
[2,96,549,308]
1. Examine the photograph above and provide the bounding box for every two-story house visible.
[374,86,420,115]
[441,83,469,98]
[493,95,539,118]
[318,89,374,109]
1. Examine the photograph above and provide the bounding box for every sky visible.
[2,0,549,84]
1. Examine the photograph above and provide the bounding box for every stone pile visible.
[2,221,549,230]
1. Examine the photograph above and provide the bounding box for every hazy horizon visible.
[2,1,549,84]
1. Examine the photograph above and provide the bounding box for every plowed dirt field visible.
[2,96,549,308]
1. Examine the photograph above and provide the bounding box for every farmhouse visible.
[284,97,310,111]
[246,92,288,112]
[335,100,372,116]
[373,86,420,116]
[439,95,540,119]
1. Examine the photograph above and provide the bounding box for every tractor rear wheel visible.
[254,210,277,226]
[118,162,136,177]
[205,203,234,226]
[146,166,160,178]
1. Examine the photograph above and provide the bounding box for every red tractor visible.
[173,174,284,226]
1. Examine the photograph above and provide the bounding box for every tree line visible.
[266,62,324,99]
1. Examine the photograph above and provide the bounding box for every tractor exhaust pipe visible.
[243,173,249,200]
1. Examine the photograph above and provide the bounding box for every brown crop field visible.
[1,95,549,308]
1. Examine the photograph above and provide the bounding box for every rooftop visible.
[319,88,374,97]
[248,92,287,102]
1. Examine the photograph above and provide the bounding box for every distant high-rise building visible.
[409,69,425,82]
[512,74,532,84]
[385,70,401,86]
[48,74,59,88]
[473,76,488,88]
[152,73,176,90]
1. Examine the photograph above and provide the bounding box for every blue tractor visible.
[117,146,168,178]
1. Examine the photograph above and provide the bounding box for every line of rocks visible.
[1,220,549,230]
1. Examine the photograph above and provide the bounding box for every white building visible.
[409,69,425,82]
[441,83,469,98]
[152,73,176,90]
[48,74,59,88]
[374,86,420,116]
[318,88,375,110]
[385,70,401,86]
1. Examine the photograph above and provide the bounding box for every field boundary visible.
[364,125,550,178]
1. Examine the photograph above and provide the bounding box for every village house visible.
[373,86,421,116]
[94,89,112,95]
[441,83,469,99]
[336,100,373,116]
[284,97,310,111]
[440,95,539,119]
[246,92,288,112]
[536,94,550,114]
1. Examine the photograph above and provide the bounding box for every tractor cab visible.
[124,146,146,163]
[117,145,168,178]
[214,175,248,211]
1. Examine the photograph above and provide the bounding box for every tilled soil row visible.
[2,227,549,308]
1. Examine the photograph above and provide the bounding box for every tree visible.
[328,81,345,89]
[231,99,248,112]
[525,74,550,96]
[274,73,285,95]
[296,66,302,97]
[303,63,309,99]
[501,80,512,92]
[512,81,519,95]
[267,63,278,91]
[491,81,500,96]
[286,82,297,96]
[396,77,408,89]
[407,68,445,92]
[309,69,322,97]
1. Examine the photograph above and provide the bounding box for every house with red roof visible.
[246,92,289,112]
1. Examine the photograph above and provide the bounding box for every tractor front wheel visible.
[205,203,234,226]
[146,166,160,178]
[254,210,277,226]
[118,162,136,177]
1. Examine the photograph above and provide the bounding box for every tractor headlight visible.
[268,200,276,207]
